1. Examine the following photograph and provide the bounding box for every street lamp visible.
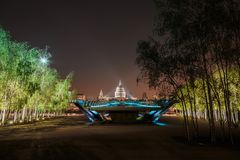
[40,56,48,65]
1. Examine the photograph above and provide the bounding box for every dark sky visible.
[0,0,157,98]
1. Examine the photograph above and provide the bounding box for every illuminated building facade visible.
[114,80,126,98]
[77,93,86,100]
[98,89,104,100]
[98,80,129,100]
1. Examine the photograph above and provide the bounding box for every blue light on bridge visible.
[152,116,168,126]
[91,101,121,108]
[90,101,160,108]
[153,122,168,126]
[73,99,173,126]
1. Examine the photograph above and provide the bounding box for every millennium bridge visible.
[72,99,176,125]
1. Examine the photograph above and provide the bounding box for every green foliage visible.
[0,27,73,113]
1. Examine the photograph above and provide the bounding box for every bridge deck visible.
[87,106,160,112]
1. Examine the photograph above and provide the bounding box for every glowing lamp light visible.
[9,121,14,124]
[40,57,48,65]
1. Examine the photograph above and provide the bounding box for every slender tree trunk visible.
[13,110,18,123]
[21,107,26,122]
[186,82,197,138]
[202,78,214,143]
[34,106,37,120]
[179,90,191,143]
[1,108,6,126]
[202,52,216,144]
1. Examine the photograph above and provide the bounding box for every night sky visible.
[0,0,157,98]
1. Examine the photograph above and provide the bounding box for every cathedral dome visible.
[114,80,126,98]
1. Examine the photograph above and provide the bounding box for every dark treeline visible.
[136,0,240,144]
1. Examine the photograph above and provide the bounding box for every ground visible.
[0,115,239,160]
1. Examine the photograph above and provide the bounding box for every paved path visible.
[0,116,239,160]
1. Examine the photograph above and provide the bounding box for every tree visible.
[0,26,74,125]
[136,0,240,144]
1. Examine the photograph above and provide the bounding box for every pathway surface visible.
[0,115,239,160]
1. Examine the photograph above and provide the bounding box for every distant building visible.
[152,94,159,100]
[98,89,104,100]
[114,80,126,98]
[97,80,138,100]
[142,92,148,100]
[77,93,86,100]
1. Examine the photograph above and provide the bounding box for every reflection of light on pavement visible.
[153,122,168,126]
